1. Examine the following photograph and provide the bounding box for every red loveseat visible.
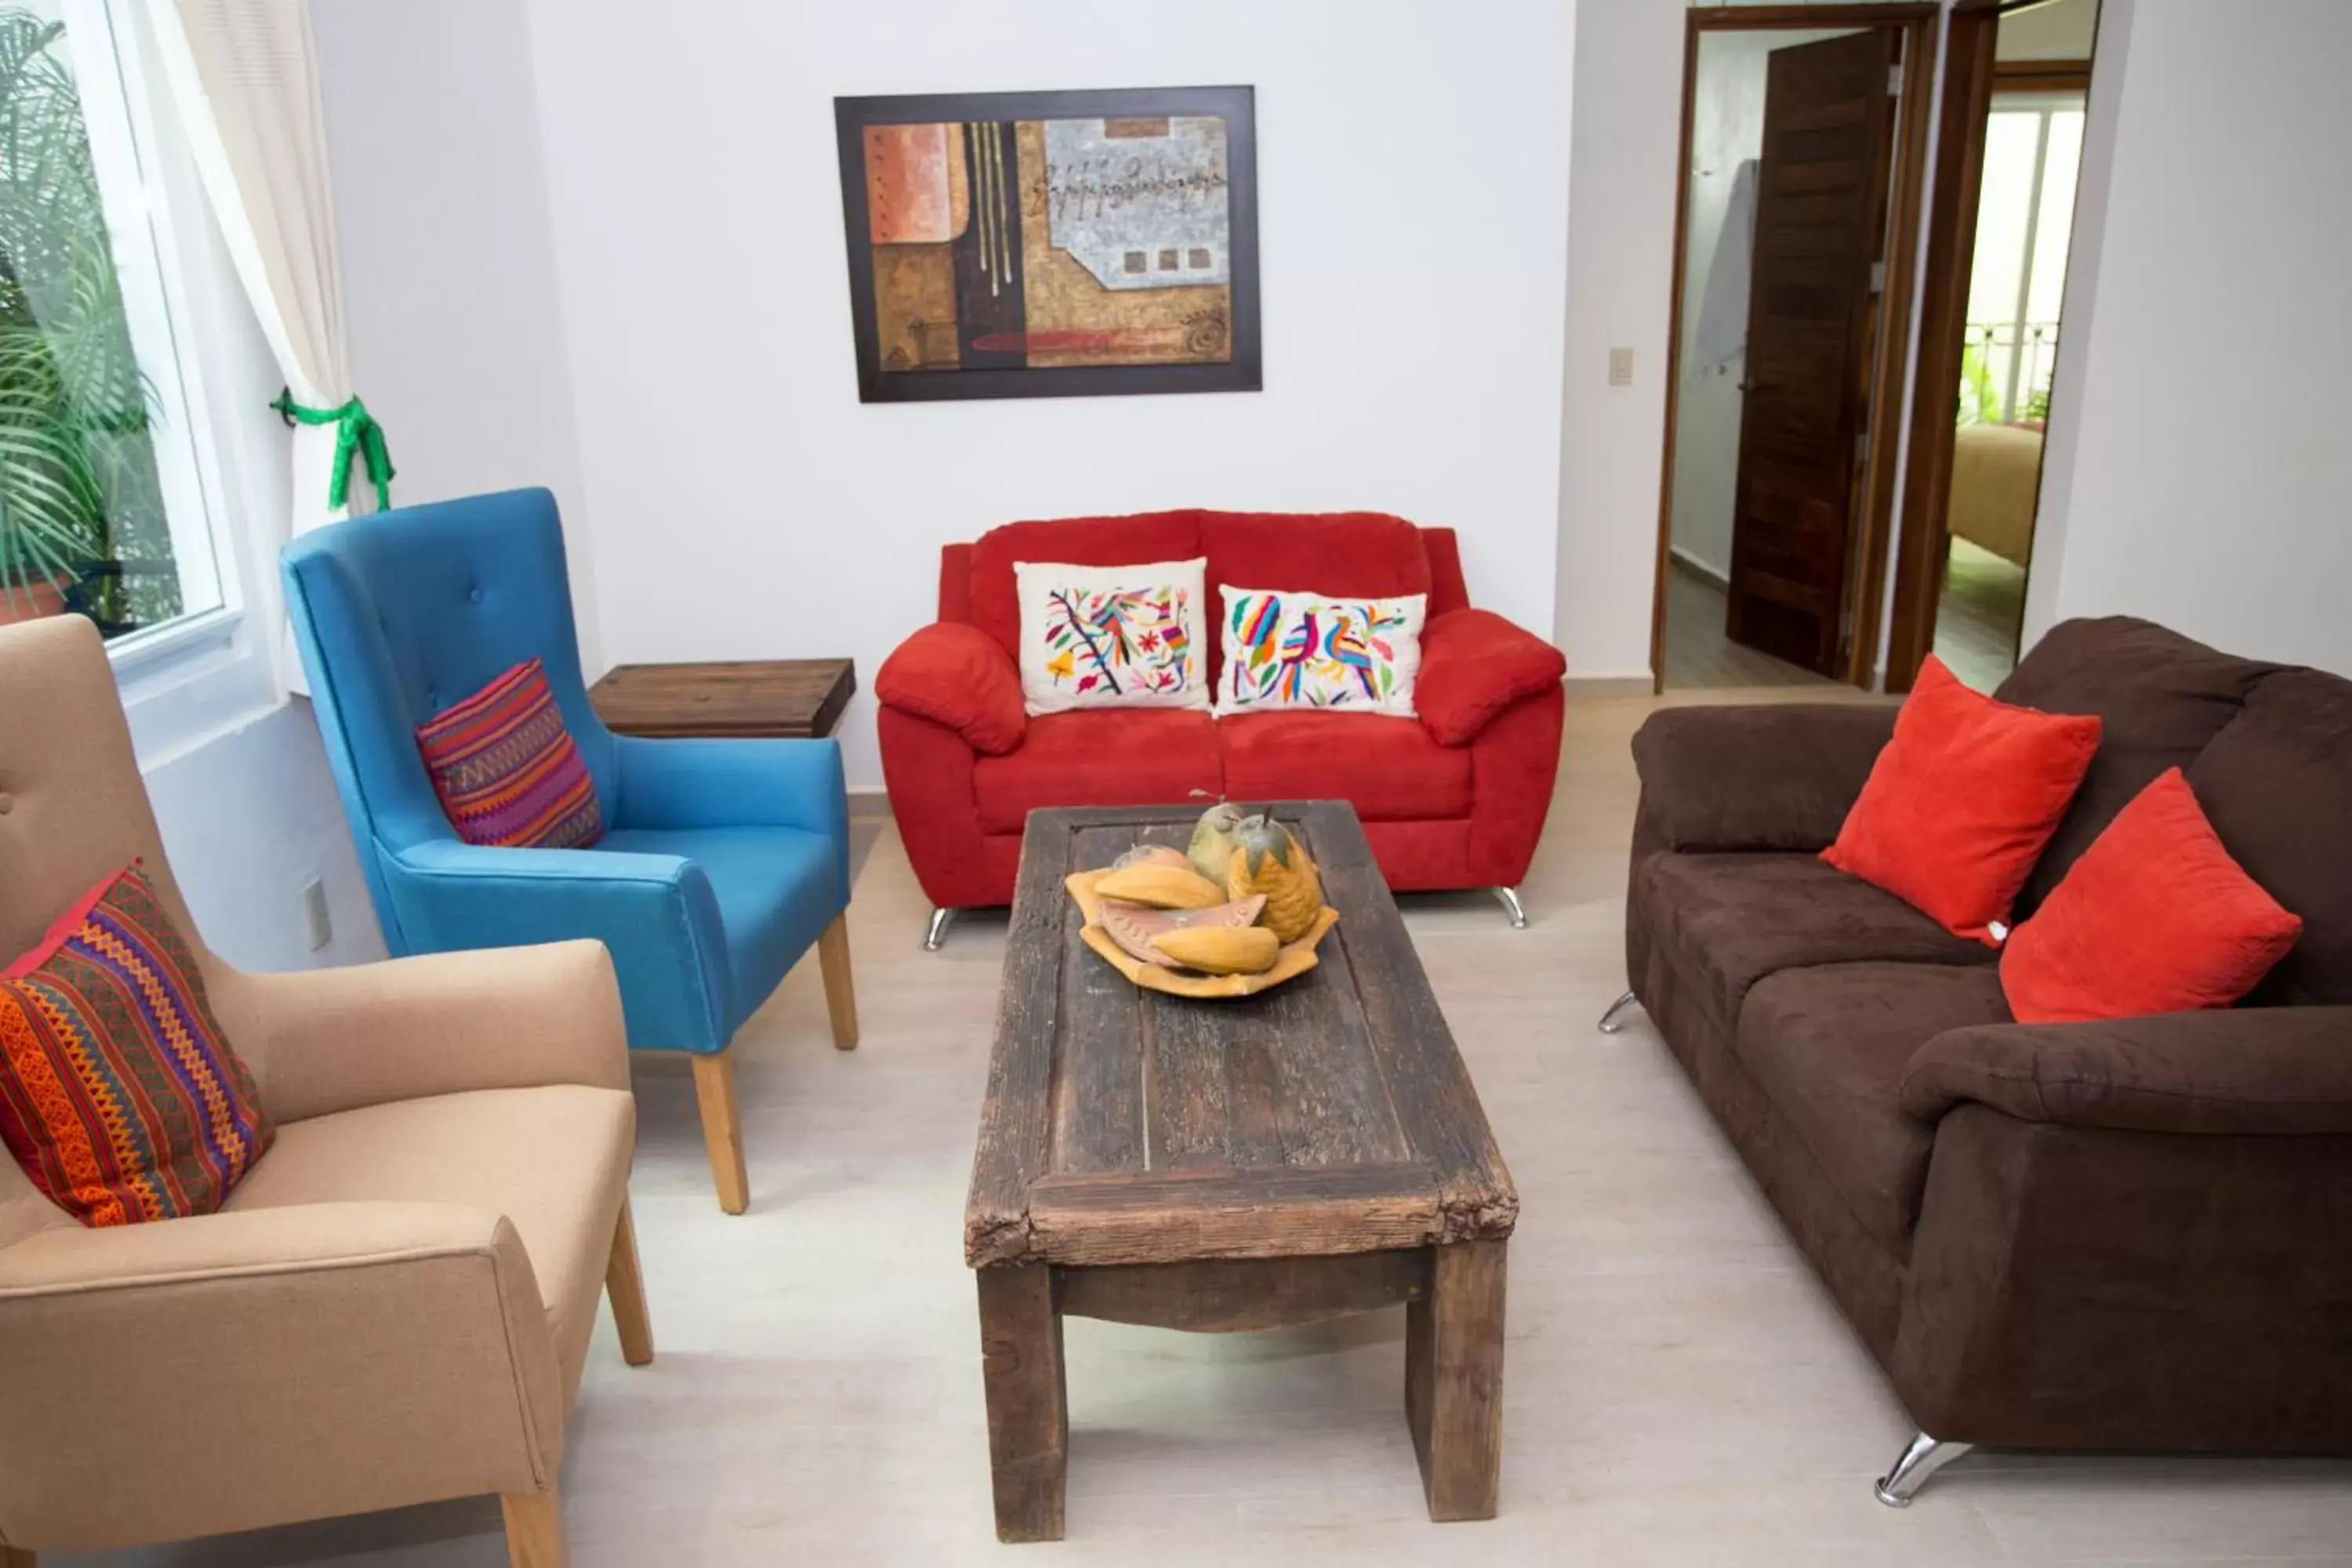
[875,510,1567,943]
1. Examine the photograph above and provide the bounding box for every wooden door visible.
[1725,28,1903,675]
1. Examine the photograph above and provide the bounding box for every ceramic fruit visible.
[1098,893,1267,968]
[1151,924,1279,975]
[1225,812,1323,943]
[1188,802,1247,886]
[1094,860,1225,910]
[1113,844,1192,873]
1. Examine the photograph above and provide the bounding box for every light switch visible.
[1608,347,1635,387]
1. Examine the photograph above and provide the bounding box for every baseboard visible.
[848,785,892,821]
[1667,546,1729,590]
[1563,673,1657,699]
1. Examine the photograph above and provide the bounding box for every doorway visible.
[1888,0,2100,691]
[1653,6,1937,692]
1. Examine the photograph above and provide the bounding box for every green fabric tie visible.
[270,390,395,511]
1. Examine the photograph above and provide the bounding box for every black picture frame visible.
[834,85,1261,404]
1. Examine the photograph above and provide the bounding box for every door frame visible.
[1883,0,2024,693]
[1650,3,1940,692]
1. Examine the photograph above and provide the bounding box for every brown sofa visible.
[1619,617,2352,1503]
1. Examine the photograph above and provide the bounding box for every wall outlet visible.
[1607,347,1635,387]
[300,877,332,952]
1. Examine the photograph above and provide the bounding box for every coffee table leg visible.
[977,1264,1068,1542]
[1405,1238,1507,1521]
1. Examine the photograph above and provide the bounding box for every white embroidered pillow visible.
[1215,586,1426,717]
[1014,557,1209,714]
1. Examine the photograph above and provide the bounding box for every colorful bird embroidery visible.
[1323,613,1377,699]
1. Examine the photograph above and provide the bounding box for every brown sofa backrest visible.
[1995,617,2280,916]
[1997,614,2352,1004]
[2187,668,2352,1005]
[938,509,1473,689]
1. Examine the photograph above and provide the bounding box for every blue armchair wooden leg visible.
[690,1051,750,1215]
[820,913,858,1051]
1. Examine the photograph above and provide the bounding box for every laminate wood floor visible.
[1934,537,2027,692]
[75,696,2352,1567]
[1662,564,1838,691]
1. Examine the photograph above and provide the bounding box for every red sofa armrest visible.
[1416,608,1566,746]
[876,622,1025,756]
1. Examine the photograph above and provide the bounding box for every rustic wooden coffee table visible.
[965,801,1518,1542]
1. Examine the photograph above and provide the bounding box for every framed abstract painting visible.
[833,85,1261,402]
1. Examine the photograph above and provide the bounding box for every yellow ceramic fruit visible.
[1225,813,1323,943]
[1188,802,1246,886]
[1113,844,1192,873]
[1094,861,1226,910]
[1150,924,1280,975]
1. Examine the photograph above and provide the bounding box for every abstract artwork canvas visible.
[835,86,1260,401]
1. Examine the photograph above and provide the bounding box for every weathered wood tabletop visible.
[587,658,855,739]
[965,800,1517,1541]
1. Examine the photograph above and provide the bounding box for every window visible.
[1959,95,2087,426]
[0,1,227,644]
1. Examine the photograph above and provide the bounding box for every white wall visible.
[145,706,386,970]
[509,0,1573,786]
[1554,0,1682,679]
[2027,0,2352,673]
[311,0,602,672]
[1666,28,1851,585]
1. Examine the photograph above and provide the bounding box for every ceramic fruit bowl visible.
[1066,867,1340,1000]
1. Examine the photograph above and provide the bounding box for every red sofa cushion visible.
[2001,768,2303,1025]
[970,511,1202,656]
[974,710,1223,835]
[1823,655,2103,944]
[1218,712,1471,822]
[1417,608,1567,746]
[875,622,1025,755]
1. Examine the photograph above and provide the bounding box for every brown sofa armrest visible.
[1901,1007,2352,1135]
[1630,702,1895,851]
[0,1201,561,1550]
[214,939,628,1126]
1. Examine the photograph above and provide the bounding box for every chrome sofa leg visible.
[923,907,956,952]
[1597,989,1642,1034]
[1875,1431,1973,1507]
[1491,886,1530,928]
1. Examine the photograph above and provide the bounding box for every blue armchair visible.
[282,488,856,1213]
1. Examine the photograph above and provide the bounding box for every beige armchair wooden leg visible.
[818,912,858,1050]
[605,1196,655,1366]
[690,1050,749,1215]
[502,1489,567,1568]
[2,1541,36,1566]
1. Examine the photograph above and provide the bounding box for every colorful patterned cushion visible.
[1215,585,1426,717]
[415,658,604,848]
[0,863,273,1227]
[1014,557,1208,714]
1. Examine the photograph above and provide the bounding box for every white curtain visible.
[150,0,362,688]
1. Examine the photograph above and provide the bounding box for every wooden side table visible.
[589,659,856,739]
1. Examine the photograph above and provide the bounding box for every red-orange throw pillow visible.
[2001,768,2301,1024]
[1823,655,2102,943]
[0,863,272,1226]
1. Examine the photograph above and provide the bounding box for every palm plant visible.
[0,9,172,628]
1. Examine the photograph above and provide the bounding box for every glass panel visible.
[1960,111,2041,424]
[0,5,215,638]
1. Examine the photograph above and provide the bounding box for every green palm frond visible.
[0,5,173,624]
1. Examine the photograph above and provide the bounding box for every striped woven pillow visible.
[0,862,274,1226]
[415,658,604,848]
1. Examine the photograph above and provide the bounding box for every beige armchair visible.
[0,617,647,1568]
